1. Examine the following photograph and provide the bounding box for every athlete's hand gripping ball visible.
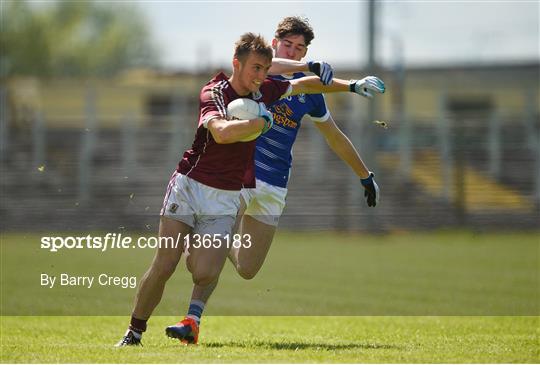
[258,102,274,134]
[360,172,379,207]
[307,60,334,85]
[350,76,386,98]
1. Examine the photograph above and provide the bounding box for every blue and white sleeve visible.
[308,94,331,123]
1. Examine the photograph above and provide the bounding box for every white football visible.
[226,98,262,142]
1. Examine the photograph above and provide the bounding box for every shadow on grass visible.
[203,340,400,351]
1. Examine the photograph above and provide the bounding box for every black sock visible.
[129,315,147,334]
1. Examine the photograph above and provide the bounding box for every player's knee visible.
[236,265,259,280]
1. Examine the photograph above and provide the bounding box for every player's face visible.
[234,52,272,95]
[272,34,308,61]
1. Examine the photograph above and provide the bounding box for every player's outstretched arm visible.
[315,116,370,179]
[270,59,333,85]
[269,58,307,75]
[288,76,385,97]
[314,116,379,207]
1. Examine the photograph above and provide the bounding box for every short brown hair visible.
[234,33,273,63]
[275,16,314,46]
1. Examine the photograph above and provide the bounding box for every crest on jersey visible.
[297,93,306,103]
[169,203,179,214]
[251,90,262,100]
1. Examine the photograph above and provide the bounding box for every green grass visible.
[1,231,539,362]
[1,231,537,315]
[1,316,538,363]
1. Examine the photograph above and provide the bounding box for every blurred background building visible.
[1,1,539,231]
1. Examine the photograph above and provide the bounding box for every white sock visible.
[126,328,141,339]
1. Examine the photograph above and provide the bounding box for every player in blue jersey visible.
[228,16,384,279]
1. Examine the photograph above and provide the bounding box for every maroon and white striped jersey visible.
[177,72,291,190]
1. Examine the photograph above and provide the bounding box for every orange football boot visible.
[165,317,199,345]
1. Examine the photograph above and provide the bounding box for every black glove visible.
[360,172,379,207]
[307,60,333,85]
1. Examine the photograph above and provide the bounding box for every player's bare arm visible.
[288,76,386,97]
[311,114,381,206]
[207,117,266,144]
[269,58,308,75]
[314,115,370,179]
[270,59,333,85]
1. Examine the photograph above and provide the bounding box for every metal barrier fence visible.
[0,85,538,232]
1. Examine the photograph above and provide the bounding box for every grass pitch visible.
[1,316,538,363]
[1,231,539,362]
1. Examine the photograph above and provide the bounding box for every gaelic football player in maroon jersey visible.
[116,32,375,346]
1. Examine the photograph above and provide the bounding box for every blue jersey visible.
[254,73,330,188]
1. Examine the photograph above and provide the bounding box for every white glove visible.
[350,76,386,98]
[258,102,273,134]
